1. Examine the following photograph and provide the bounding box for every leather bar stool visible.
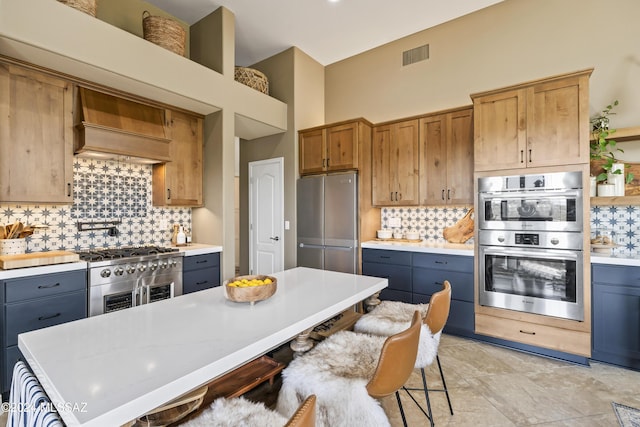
[277,311,422,427]
[354,280,453,426]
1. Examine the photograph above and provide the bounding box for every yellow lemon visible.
[264,278,272,284]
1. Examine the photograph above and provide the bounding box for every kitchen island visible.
[17,267,387,426]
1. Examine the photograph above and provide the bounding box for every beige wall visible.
[325,0,640,145]
[239,48,324,272]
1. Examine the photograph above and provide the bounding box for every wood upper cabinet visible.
[0,62,73,203]
[299,119,370,175]
[419,107,474,205]
[472,69,592,171]
[153,110,204,206]
[372,119,419,206]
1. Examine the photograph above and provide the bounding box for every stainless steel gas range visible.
[77,246,183,316]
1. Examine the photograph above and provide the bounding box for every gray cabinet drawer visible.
[362,249,411,266]
[592,264,640,287]
[183,253,220,271]
[5,291,86,346]
[412,252,472,272]
[412,269,474,302]
[5,270,86,303]
[183,267,220,294]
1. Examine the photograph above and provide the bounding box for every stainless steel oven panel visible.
[478,171,583,193]
[478,230,583,250]
[138,273,179,304]
[478,245,584,321]
[478,189,583,232]
[89,281,136,317]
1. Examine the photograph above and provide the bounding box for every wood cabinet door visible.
[447,108,474,204]
[326,122,358,172]
[419,114,447,205]
[0,63,73,203]
[372,124,393,205]
[473,89,526,171]
[526,75,589,168]
[299,128,325,175]
[393,120,419,205]
[153,110,203,206]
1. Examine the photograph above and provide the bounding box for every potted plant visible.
[590,100,633,195]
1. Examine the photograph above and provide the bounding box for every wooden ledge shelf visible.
[591,196,640,206]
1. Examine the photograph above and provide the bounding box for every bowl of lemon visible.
[224,275,277,305]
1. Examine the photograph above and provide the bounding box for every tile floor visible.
[379,334,640,426]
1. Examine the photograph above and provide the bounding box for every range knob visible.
[100,269,111,278]
[138,264,147,272]
[150,263,158,271]
[550,238,560,245]
[160,261,168,269]
[114,267,125,276]
[127,265,136,274]
[170,259,178,267]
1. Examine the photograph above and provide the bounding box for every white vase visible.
[607,173,625,196]
[597,183,616,197]
[590,176,597,197]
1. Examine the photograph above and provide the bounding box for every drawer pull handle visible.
[435,261,447,265]
[39,313,61,321]
[380,256,391,259]
[435,282,444,286]
[37,283,60,289]
[195,260,208,264]
[519,329,536,335]
[196,281,208,285]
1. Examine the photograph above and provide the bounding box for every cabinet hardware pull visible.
[519,329,536,335]
[528,149,532,163]
[435,281,444,285]
[167,189,171,200]
[441,189,445,200]
[196,281,208,285]
[447,189,451,200]
[435,260,447,264]
[195,260,208,264]
[323,159,326,168]
[396,192,400,201]
[390,191,393,201]
[67,183,71,197]
[37,283,60,289]
[326,158,329,167]
[520,150,524,163]
[380,256,391,259]
[38,313,61,321]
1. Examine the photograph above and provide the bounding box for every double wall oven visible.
[78,246,183,317]
[477,171,585,321]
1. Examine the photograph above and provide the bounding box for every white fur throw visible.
[354,300,440,368]
[181,397,288,427]
[277,331,392,427]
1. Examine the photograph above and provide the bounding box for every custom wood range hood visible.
[74,87,172,164]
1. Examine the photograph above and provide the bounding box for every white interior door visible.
[249,157,284,275]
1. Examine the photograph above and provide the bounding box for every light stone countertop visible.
[18,267,387,427]
[361,240,474,256]
[172,243,223,256]
[0,261,87,280]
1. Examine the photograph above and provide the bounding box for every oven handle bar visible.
[479,245,581,262]
[478,188,582,199]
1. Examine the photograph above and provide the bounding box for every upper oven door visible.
[478,188,583,232]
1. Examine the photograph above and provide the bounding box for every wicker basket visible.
[234,67,269,95]
[57,0,96,17]
[142,11,186,56]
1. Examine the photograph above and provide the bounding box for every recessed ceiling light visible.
[328,0,340,3]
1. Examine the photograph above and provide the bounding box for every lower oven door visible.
[139,274,176,305]
[89,282,136,317]
[479,245,584,321]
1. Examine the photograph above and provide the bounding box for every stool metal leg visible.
[395,390,408,427]
[420,367,435,427]
[436,355,453,416]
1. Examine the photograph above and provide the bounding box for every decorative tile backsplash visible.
[590,205,640,256]
[381,206,473,244]
[382,204,640,254]
[0,158,191,252]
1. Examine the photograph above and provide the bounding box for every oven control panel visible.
[515,233,539,245]
[479,230,582,251]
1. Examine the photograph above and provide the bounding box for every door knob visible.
[270,236,280,241]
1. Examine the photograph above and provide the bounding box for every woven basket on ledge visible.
[57,0,96,17]
[142,11,186,56]
[234,67,269,95]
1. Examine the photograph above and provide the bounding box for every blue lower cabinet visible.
[183,253,221,294]
[592,264,640,370]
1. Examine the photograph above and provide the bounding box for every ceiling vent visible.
[402,44,429,66]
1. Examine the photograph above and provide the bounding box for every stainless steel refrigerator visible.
[297,172,358,274]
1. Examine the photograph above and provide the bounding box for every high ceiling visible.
[144,0,503,66]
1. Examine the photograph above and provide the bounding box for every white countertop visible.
[18,267,387,427]
[0,261,87,280]
[590,251,640,266]
[173,243,223,256]
[361,240,474,256]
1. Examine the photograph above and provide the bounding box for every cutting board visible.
[0,251,80,270]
